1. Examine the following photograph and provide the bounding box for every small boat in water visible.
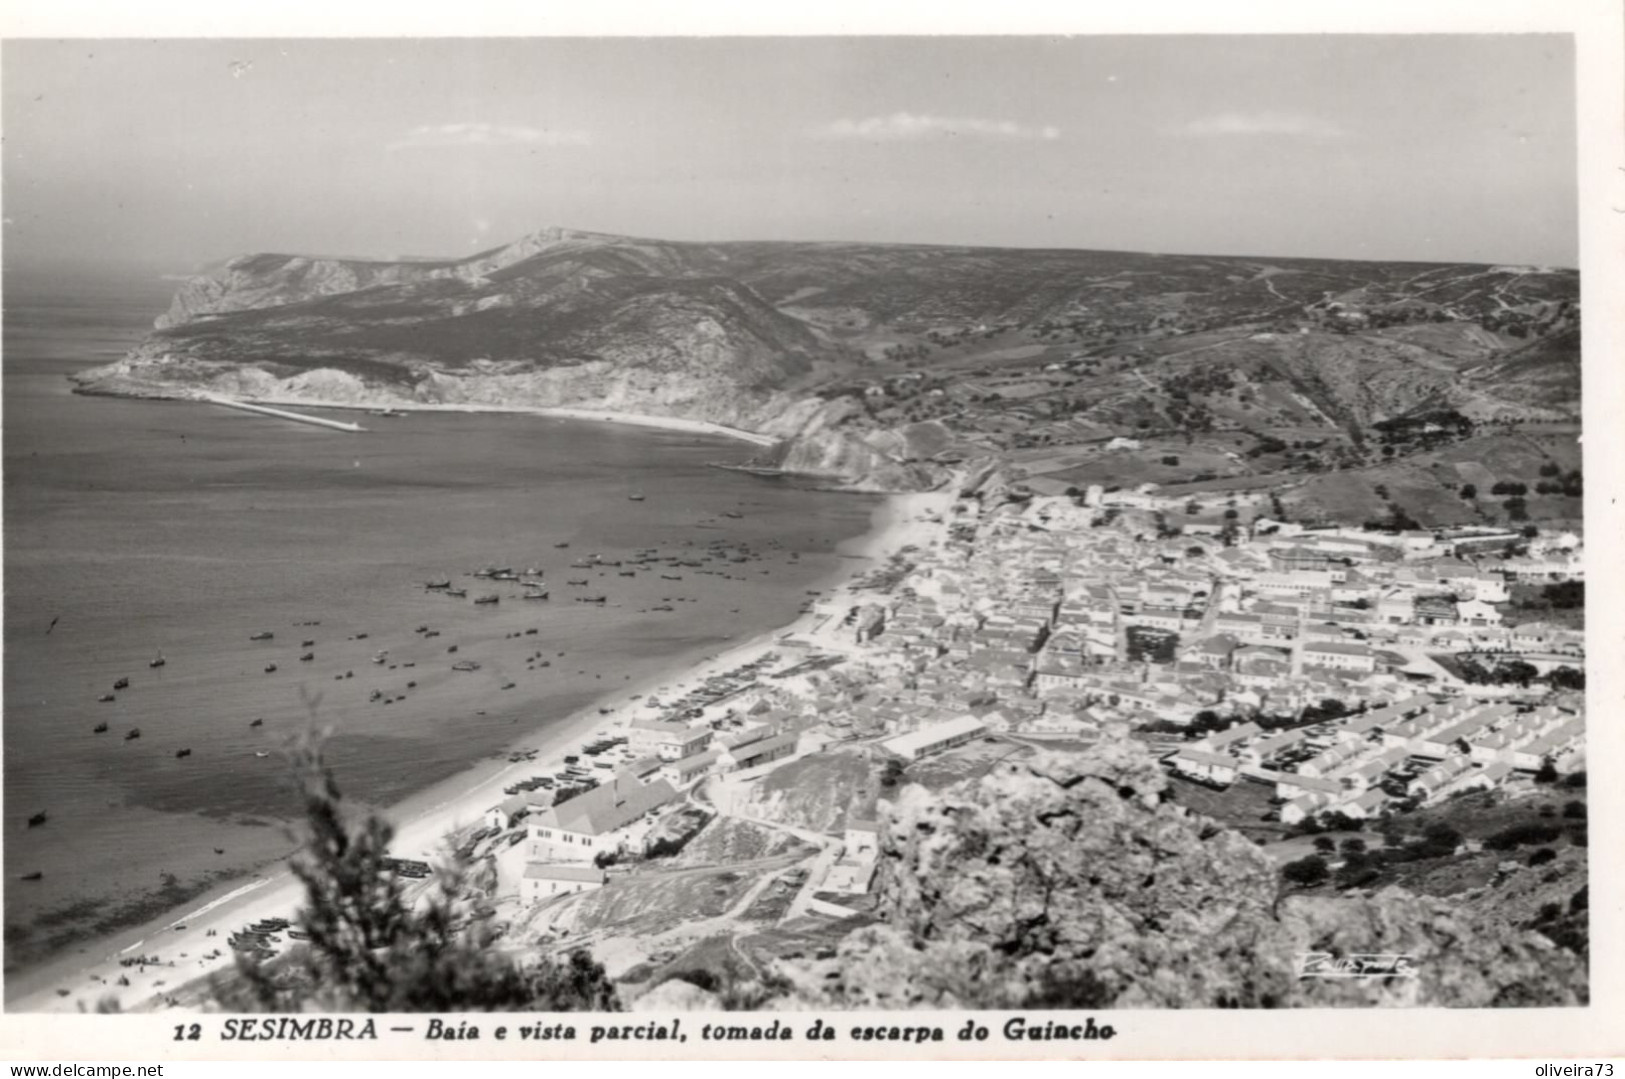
[554,541,570,548]
[20,871,43,882]
[628,492,645,501]
[176,748,192,759]
[722,511,743,519]
[98,693,116,703]
[523,590,550,600]
[425,579,451,590]
[113,677,130,690]
[452,660,482,672]
[264,663,278,673]
[301,639,315,648]
[473,594,499,605]
[93,721,108,734]
[249,631,274,641]
[27,811,47,828]
[250,718,264,728]
[255,750,271,758]
[445,588,468,597]
[125,728,141,741]
[149,654,166,669]
[299,652,315,662]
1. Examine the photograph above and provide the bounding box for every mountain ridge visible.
[79,226,1581,494]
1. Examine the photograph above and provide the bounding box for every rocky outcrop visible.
[785,740,1585,1008]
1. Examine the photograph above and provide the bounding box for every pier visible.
[197,394,368,433]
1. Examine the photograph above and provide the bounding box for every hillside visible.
[76,227,1581,495]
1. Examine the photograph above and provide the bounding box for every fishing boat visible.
[722,511,743,519]
[299,652,315,662]
[250,717,264,728]
[424,579,451,590]
[27,811,47,828]
[249,631,274,641]
[301,639,315,648]
[176,748,192,759]
[93,722,108,734]
[473,594,500,605]
[113,677,130,690]
[125,728,141,741]
[149,654,166,669]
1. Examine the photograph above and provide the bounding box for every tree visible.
[1281,855,1329,888]
[1535,757,1560,785]
[1340,837,1367,855]
[218,739,621,1013]
[1312,836,1337,854]
[1459,483,1477,501]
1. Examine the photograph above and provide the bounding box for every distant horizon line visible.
[4,224,1581,277]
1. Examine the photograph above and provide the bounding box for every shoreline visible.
[7,487,952,1014]
[75,377,781,448]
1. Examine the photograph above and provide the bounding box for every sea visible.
[1,263,880,979]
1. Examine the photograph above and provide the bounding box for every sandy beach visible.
[9,488,951,1014]
[182,390,782,447]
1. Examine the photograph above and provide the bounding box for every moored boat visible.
[27,811,48,828]
[113,677,130,690]
[249,631,274,641]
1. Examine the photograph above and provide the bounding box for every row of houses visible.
[1165,695,1585,824]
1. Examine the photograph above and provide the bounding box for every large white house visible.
[528,776,679,861]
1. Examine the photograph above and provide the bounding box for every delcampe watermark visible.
[1295,953,1420,980]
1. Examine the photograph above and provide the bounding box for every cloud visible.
[817,112,1060,142]
[1180,111,1346,139]
[387,122,589,151]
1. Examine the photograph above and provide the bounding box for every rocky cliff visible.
[785,740,1585,1008]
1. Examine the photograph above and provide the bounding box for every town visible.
[466,474,1584,984]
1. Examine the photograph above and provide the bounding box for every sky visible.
[1,35,1578,271]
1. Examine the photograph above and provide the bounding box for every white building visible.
[883,716,988,761]
[521,863,606,903]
